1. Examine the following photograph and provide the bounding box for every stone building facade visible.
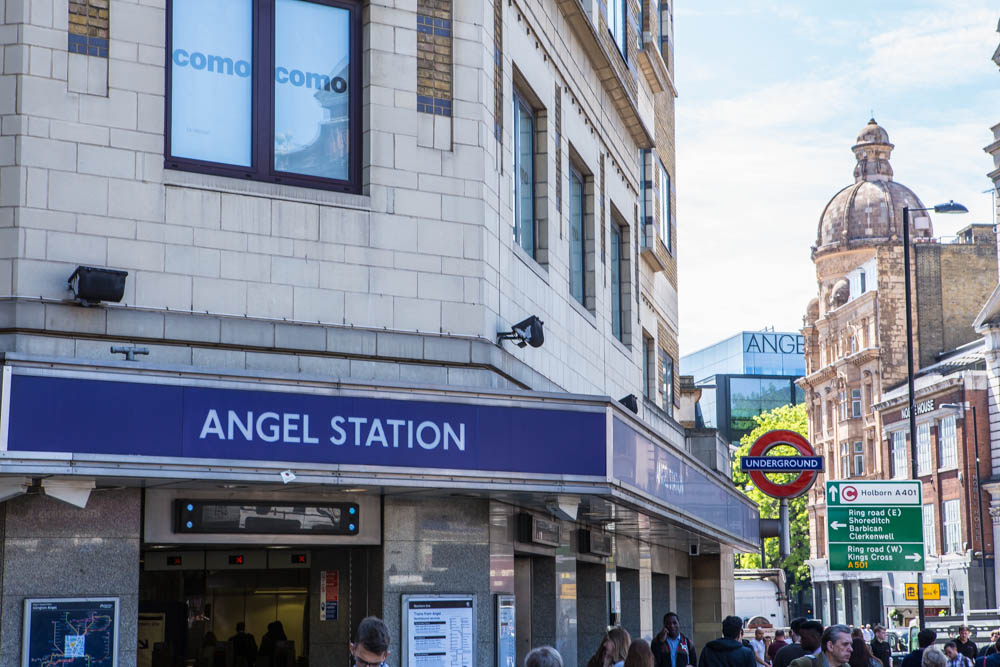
[0,1,758,666]
[799,120,997,624]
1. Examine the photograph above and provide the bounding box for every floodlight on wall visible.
[497,315,545,348]
[69,266,128,305]
[619,394,638,413]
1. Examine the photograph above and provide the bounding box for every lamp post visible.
[941,401,990,609]
[902,200,968,630]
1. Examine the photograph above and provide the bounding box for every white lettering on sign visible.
[197,410,465,451]
[901,400,935,419]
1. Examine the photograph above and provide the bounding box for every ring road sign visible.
[740,430,822,498]
[826,480,924,571]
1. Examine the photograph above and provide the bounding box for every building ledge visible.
[636,41,676,97]
[555,0,654,148]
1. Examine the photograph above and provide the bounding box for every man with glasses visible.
[352,617,390,667]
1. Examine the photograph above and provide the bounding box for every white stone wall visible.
[0,0,678,408]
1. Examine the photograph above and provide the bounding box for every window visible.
[840,442,849,478]
[166,0,361,192]
[853,441,864,476]
[661,349,674,415]
[569,166,586,305]
[938,415,957,469]
[606,0,627,59]
[610,222,624,341]
[839,391,847,421]
[851,389,862,418]
[825,401,833,432]
[944,499,961,553]
[923,504,937,556]
[639,150,649,247]
[642,336,654,399]
[513,91,536,256]
[891,431,907,479]
[917,423,931,475]
[859,270,867,294]
[658,161,671,252]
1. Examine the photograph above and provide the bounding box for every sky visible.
[674,1,1000,356]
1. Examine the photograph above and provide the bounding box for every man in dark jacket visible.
[870,625,892,667]
[775,620,823,667]
[653,612,697,667]
[773,619,806,667]
[698,616,755,667]
[901,630,937,667]
[955,626,978,662]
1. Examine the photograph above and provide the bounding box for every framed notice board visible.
[403,594,476,667]
[22,597,120,667]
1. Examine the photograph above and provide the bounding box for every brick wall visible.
[416,0,452,116]
[68,0,109,57]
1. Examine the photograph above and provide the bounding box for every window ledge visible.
[937,465,959,473]
[567,295,598,329]
[609,332,631,357]
[512,242,549,283]
[163,168,372,210]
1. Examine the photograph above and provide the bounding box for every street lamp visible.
[940,402,990,609]
[902,201,968,630]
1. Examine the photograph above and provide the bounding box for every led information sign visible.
[175,501,358,535]
[826,481,924,571]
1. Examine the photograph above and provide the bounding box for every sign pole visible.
[902,206,926,631]
[779,498,790,558]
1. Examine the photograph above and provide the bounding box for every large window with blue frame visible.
[610,222,624,341]
[513,91,536,257]
[166,0,361,193]
[569,166,586,305]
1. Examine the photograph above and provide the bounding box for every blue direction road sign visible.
[740,456,824,472]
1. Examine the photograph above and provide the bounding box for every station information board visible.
[403,595,476,667]
[826,481,924,571]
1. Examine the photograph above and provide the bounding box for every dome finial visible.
[852,117,894,183]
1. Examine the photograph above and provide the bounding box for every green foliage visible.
[731,403,812,594]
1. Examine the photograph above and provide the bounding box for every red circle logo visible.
[842,485,858,502]
[746,430,818,498]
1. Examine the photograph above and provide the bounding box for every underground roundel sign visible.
[740,430,823,498]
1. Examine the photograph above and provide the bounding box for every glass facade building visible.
[681,332,805,444]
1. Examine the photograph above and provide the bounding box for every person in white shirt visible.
[750,629,769,667]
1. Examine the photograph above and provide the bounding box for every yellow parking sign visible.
[904,583,941,600]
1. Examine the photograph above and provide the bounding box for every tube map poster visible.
[22,598,119,667]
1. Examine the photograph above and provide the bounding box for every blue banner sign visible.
[5,375,607,477]
[740,456,824,472]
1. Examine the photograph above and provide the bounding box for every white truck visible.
[735,569,789,630]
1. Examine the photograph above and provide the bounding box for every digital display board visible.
[175,500,358,535]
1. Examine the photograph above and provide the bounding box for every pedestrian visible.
[792,625,853,667]
[228,623,258,667]
[850,637,882,667]
[653,612,698,667]
[350,617,390,667]
[750,629,769,667]
[768,631,788,663]
[697,616,755,667]
[955,627,978,662]
[627,640,656,667]
[870,626,892,667]
[945,642,974,667]
[863,628,874,643]
[979,634,1000,659]
[773,619,808,667]
[985,639,1000,667]
[608,627,633,667]
[901,630,938,667]
[786,620,826,667]
[527,647,564,667]
[924,650,947,667]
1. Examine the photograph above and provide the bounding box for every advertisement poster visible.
[22,598,120,667]
[496,596,515,667]
[404,596,475,667]
[137,613,165,667]
[320,570,339,621]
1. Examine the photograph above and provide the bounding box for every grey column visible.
[0,489,141,667]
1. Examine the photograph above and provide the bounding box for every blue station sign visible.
[740,456,824,472]
[4,374,607,477]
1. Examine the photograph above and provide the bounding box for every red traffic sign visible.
[743,430,819,498]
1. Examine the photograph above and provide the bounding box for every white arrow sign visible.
[905,553,922,563]
[829,486,839,502]
[830,521,847,530]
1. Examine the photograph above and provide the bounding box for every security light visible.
[69,266,128,305]
[497,315,545,348]
[619,394,638,413]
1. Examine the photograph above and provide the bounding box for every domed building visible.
[797,120,998,626]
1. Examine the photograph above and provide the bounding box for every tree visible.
[731,402,811,595]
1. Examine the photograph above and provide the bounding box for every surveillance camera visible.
[512,315,544,348]
[280,470,296,484]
